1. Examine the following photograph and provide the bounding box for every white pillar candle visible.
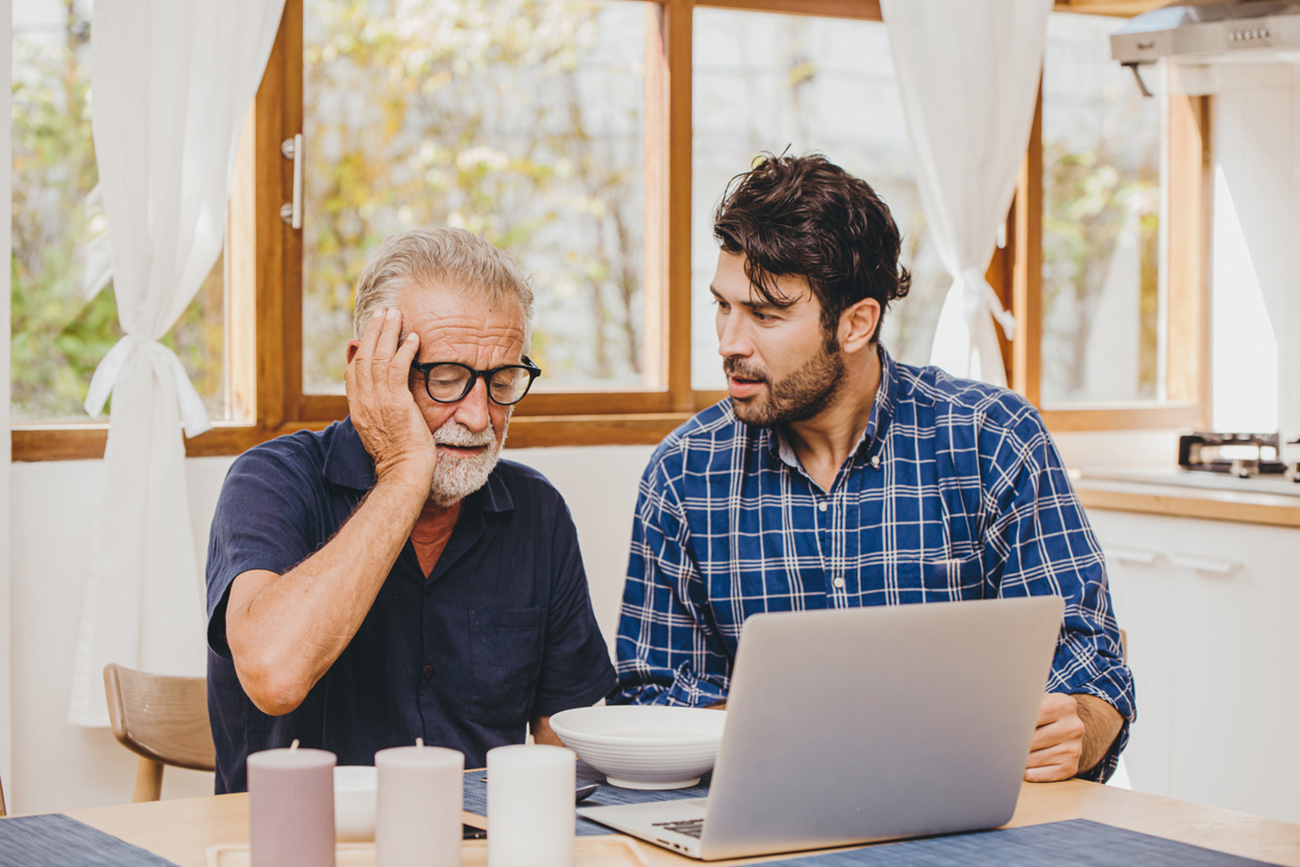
[487,744,575,867]
[247,745,336,867]
[375,743,465,867]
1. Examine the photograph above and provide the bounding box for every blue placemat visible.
[745,819,1284,866]
[0,813,180,866]
[464,761,711,836]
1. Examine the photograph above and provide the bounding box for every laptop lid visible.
[693,595,1064,860]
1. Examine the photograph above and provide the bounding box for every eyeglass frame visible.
[409,357,543,406]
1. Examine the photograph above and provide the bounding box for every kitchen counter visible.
[1072,465,1300,528]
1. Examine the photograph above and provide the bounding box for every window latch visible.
[280,133,303,229]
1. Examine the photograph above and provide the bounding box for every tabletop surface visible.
[30,779,1300,867]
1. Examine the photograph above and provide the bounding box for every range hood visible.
[1111,0,1300,65]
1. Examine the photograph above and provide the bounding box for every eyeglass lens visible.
[425,364,532,404]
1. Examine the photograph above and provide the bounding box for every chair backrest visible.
[103,663,216,801]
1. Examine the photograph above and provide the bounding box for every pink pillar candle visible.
[375,744,465,867]
[487,745,575,867]
[247,746,337,867]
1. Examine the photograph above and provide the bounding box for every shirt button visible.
[424,582,434,596]
[832,577,846,589]
[423,664,433,681]
[870,454,881,469]
[818,502,828,512]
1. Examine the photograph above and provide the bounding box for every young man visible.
[206,228,614,792]
[613,154,1133,782]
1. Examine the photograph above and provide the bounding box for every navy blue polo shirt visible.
[205,418,616,793]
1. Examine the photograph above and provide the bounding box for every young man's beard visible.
[725,338,846,428]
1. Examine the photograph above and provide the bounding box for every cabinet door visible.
[1169,518,1300,823]
[1089,510,1181,798]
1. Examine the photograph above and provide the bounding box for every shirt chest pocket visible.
[892,554,986,601]
[467,606,547,727]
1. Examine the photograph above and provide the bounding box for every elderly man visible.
[206,227,615,793]
[614,154,1134,783]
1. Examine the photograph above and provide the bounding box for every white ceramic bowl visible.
[334,765,377,842]
[548,705,727,790]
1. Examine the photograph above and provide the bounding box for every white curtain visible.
[881,0,1052,386]
[68,0,286,727]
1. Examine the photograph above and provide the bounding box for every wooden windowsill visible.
[1074,474,1300,529]
[10,413,695,462]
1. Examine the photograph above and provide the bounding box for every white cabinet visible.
[1088,510,1300,824]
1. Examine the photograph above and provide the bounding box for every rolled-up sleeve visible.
[612,447,731,707]
[982,411,1136,782]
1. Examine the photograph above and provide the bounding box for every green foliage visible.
[301,0,644,392]
[1041,135,1159,399]
[13,0,643,421]
[10,4,101,421]
[11,2,226,422]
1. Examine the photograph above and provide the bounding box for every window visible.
[300,0,652,394]
[689,7,947,390]
[1041,12,1161,405]
[1013,11,1208,431]
[11,0,1209,460]
[10,0,229,428]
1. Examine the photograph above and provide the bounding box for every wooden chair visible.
[103,663,216,802]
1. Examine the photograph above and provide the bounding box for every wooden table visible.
[45,780,1300,867]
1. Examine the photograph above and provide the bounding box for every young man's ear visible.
[838,298,882,354]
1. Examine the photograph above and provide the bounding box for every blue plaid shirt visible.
[613,348,1134,781]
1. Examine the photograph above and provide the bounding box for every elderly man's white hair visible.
[352,227,534,349]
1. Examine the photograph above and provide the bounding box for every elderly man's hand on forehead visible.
[345,306,437,488]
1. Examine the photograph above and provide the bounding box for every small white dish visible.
[333,765,377,842]
[548,705,727,790]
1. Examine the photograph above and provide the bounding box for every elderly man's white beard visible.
[429,417,506,507]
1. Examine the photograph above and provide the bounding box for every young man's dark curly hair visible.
[712,153,911,348]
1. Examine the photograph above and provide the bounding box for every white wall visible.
[6,443,652,815]
[1206,64,1300,456]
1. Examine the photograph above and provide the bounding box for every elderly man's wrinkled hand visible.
[345,307,436,487]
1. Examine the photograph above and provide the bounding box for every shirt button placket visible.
[819,495,843,602]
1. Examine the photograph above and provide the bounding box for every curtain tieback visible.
[959,266,1017,342]
[83,334,214,437]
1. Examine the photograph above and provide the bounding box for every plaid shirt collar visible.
[767,344,899,473]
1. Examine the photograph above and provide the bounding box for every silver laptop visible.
[579,595,1064,860]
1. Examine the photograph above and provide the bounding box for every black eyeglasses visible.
[410,357,542,406]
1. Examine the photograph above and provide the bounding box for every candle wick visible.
[416,737,424,749]
[290,739,300,751]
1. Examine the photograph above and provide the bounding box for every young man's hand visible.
[1025,692,1123,782]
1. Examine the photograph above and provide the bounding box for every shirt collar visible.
[325,417,515,515]
[324,418,375,490]
[862,344,899,458]
[766,344,900,467]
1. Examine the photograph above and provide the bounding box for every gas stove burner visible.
[1177,431,1292,479]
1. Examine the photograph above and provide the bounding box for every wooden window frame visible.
[10,0,1205,461]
